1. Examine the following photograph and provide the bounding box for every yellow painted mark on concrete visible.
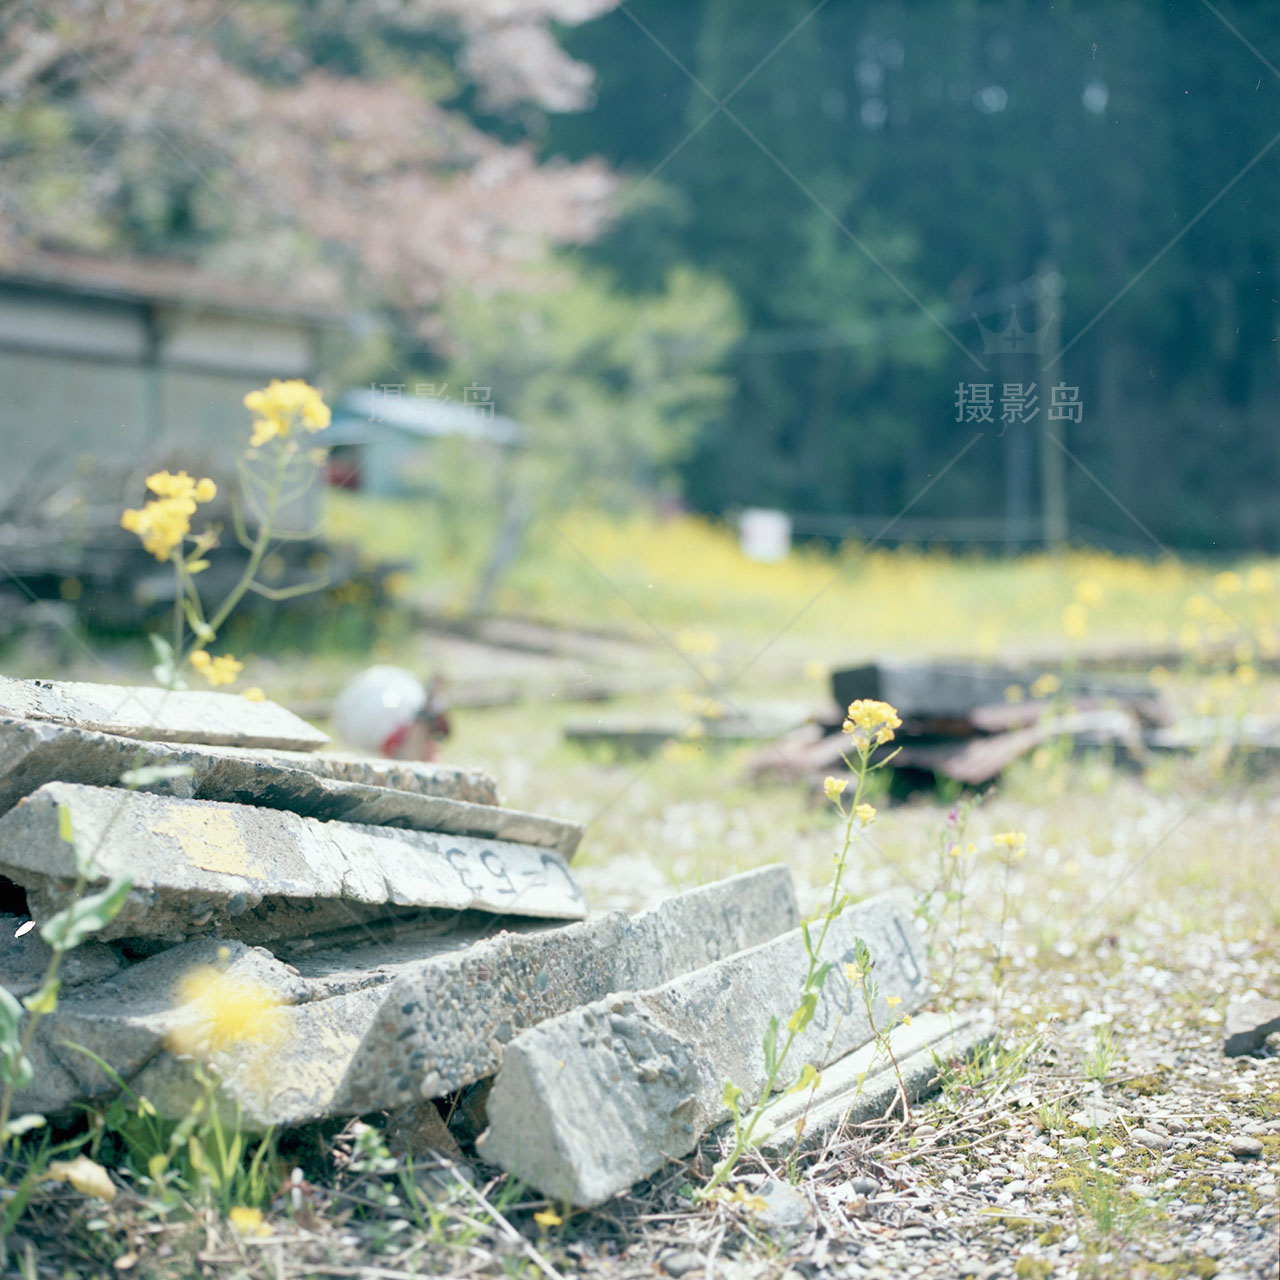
[151,806,264,879]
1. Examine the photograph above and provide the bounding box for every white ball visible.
[332,665,426,755]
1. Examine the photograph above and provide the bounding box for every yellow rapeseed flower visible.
[167,966,286,1058]
[722,1186,769,1214]
[1245,566,1273,594]
[886,995,902,1009]
[189,650,243,687]
[1062,603,1089,639]
[1074,579,1104,607]
[824,776,847,801]
[841,699,902,748]
[228,1206,271,1237]
[244,380,331,446]
[533,1208,563,1229]
[119,471,218,561]
[855,802,876,825]
[994,830,1028,859]
[676,628,720,656]
[902,1013,913,1027]
[241,686,266,701]
[1030,673,1061,698]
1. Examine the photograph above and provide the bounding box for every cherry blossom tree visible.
[0,0,620,329]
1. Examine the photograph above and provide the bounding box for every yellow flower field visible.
[326,495,1280,674]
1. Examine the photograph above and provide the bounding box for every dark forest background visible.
[546,1,1280,553]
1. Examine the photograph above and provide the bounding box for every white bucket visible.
[738,508,792,563]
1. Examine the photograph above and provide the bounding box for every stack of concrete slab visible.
[750,659,1173,788]
[0,676,983,1205]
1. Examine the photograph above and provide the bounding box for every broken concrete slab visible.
[0,717,573,854]
[757,1010,994,1154]
[343,864,800,1113]
[476,893,927,1206]
[290,752,498,807]
[0,912,123,996]
[0,675,329,751]
[14,866,800,1128]
[0,782,587,943]
[563,713,796,757]
[1148,716,1280,764]
[1224,996,1280,1056]
[891,709,1146,786]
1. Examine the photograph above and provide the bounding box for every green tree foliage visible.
[441,262,742,504]
[550,0,1280,550]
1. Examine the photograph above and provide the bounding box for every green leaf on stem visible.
[787,991,817,1035]
[22,979,59,1017]
[721,1080,742,1115]
[182,597,214,642]
[762,1015,779,1074]
[784,1062,822,1097]
[0,987,32,1090]
[40,876,132,953]
[148,634,183,688]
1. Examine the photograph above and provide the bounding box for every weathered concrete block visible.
[289,752,498,807]
[830,660,1159,722]
[476,894,927,1206]
[0,675,328,751]
[343,864,800,1112]
[757,1010,994,1154]
[0,783,586,942]
[0,717,574,854]
[1224,996,1280,1056]
[14,866,800,1128]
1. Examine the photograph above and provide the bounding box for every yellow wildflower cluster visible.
[228,1206,271,1237]
[841,699,902,748]
[189,650,243,687]
[855,802,876,826]
[120,471,217,561]
[718,1185,770,1214]
[1062,602,1089,639]
[993,830,1028,859]
[167,963,286,1058]
[1029,672,1061,698]
[823,776,847,801]
[244,379,331,447]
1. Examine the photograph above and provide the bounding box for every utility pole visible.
[1037,261,1068,550]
